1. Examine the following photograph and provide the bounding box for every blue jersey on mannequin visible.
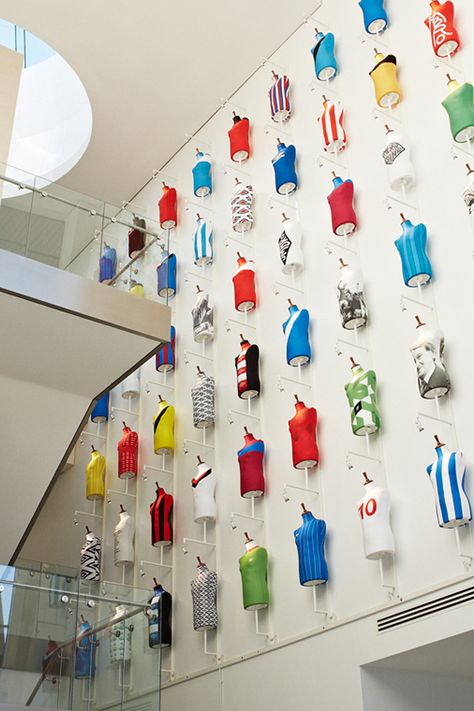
[359,0,388,34]
[91,391,109,423]
[192,151,212,197]
[282,304,311,366]
[294,511,328,586]
[272,141,297,195]
[157,251,177,297]
[394,219,432,287]
[311,31,337,81]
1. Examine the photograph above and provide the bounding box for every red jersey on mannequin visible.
[149,485,173,546]
[238,430,265,498]
[228,113,250,162]
[288,398,319,469]
[117,424,138,480]
[158,184,177,229]
[232,255,256,312]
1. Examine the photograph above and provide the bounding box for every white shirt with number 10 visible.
[357,482,395,560]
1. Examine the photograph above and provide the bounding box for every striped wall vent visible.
[377,586,474,633]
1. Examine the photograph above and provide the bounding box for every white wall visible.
[361,668,474,711]
[21,0,474,709]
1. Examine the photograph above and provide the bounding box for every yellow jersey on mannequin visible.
[153,398,175,455]
[86,447,106,501]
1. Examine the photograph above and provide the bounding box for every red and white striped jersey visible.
[319,97,347,153]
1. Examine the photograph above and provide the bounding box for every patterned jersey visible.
[156,325,176,373]
[191,564,218,631]
[426,447,472,528]
[320,97,347,153]
[191,373,215,429]
[81,533,101,581]
[117,425,138,479]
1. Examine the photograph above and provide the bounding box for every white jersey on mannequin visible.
[192,462,216,523]
[121,369,140,399]
[110,605,132,663]
[357,478,395,560]
[382,128,415,192]
[278,216,304,275]
[114,511,135,566]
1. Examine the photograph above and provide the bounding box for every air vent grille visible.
[377,586,474,633]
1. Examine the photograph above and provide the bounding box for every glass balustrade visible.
[0,562,162,711]
[0,160,170,304]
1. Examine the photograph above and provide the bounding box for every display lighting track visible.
[450,141,474,161]
[264,122,291,139]
[80,430,107,441]
[111,406,139,417]
[228,408,260,424]
[224,234,254,249]
[358,31,389,50]
[415,411,453,430]
[346,450,382,469]
[183,439,215,454]
[317,153,347,171]
[74,509,103,523]
[184,271,212,284]
[139,558,172,572]
[145,380,175,393]
[277,374,312,391]
[399,295,435,315]
[272,282,304,296]
[325,239,358,256]
[230,510,264,530]
[182,537,216,553]
[184,350,214,364]
[384,194,417,212]
[225,318,256,333]
[372,106,403,125]
[335,338,369,355]
[282,482,319,503]
[143,464,174,477]
[106,488,136,500]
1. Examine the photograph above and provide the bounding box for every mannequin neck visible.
[244,433,256,445]
[295,401,307,412]
[245,540,259,552]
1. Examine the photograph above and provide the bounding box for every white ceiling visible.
[0,0,319,205]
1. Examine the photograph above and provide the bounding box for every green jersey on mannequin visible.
[239,535,269,610]
[344,359,381,436]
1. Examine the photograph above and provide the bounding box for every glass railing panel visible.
[31,175,106,276]
[0,563,80,708]
[0,565,162,711]
[0,161,37,259]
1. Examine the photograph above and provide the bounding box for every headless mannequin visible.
[278,213,304,274]
[410,316,450,400]
[239,533,269,610]
[344,358,381,435]
[192,456,216,523]
[149,579,172,647]
[337,259,368,330]
[114,507,135,565]
[382,125,415,191]
[153,397,175,455]
[190,557,218,630]
[426,436,472,528]
[238,429,265,498]
[294,503,328,586]
[357,473,395,559]
[235,336,260,399]
[288,395,319,469]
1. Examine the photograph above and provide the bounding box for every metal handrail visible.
[0,172,160,239]
[25,604,149,707]
[0,577,149,609]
